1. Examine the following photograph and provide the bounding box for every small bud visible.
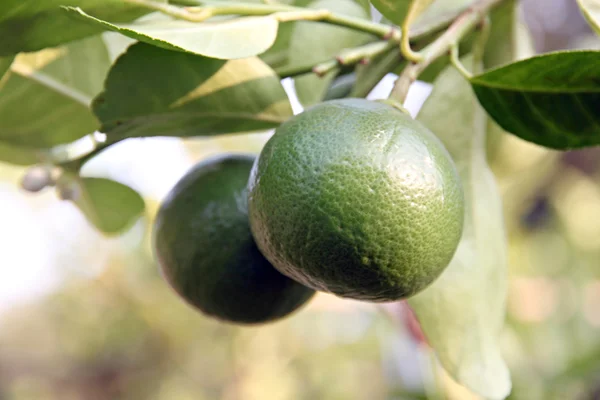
[20,166,52,193]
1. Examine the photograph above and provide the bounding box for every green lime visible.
[248,99,464,302]
[153,154,315,324]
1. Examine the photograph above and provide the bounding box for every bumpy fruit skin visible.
[153,154,315,324]
[248,99,464,302]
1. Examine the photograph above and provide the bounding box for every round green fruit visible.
[153,154,315,324]
[248,99,464,302]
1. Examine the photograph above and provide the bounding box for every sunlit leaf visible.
[290,0,373,107]
[64,7,279,60]
[470,51,600,149]
[93,42,293,140]
[408,59,511,400]
[578,0,600,36]
[0,35,111,165]
[0,0,161,55]
[71,177,145,235]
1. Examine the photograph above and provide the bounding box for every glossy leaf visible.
[93,42,293,139]
[409,60,511,399]
[0,35,111,165]
[470,51,600,149]
[0,0,159,56]
[578,0,600,36]
[72,177,145,235]
[64,7,279,60]
[290,0,373,107]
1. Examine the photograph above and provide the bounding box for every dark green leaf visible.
[0,35,111,165]
[94,42,293,139]
[470,50,600,149]
[0,0,159,56]
[290,0,373,107]
[64,7,279,60]
[72,177,145,235]
[409,58,511,400]
[578,0,600,36]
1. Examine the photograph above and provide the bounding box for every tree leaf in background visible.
[260,21,296,68]
[64,7,279,60]
[578,0,600,36]
[413,0,471,31]
[370,0,411,26]
[408,59,511,400]
[0,0,162,56]
[70,177,145,235]
[470,51,600,150]
[0,35,111,165]
[290,0,373,107]
[351,48,403,97]
[403,0,436,32]
[93,42,293,140]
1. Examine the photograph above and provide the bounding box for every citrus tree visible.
[2,0,599,399]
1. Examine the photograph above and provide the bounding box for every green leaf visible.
[413,0,471,29]
[71,177,145,235]
[370,0,411,26]
[0,35,111,165]
[470,50,600,150]
[64,7,279,60]
[372,0,468,28]
[260,21,296,68]
[408,59,511,400]
[0,0,160,56]
[290,0,373,107]
[403,0,436,31]
[93,42,293,139]
[578,0,600,35]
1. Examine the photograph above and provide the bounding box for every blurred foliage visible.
[0,1,599,399]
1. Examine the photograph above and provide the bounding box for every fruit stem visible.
[449,45,472,79]
[389,0,507,104]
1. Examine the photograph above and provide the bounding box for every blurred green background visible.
[0,0,599,399]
